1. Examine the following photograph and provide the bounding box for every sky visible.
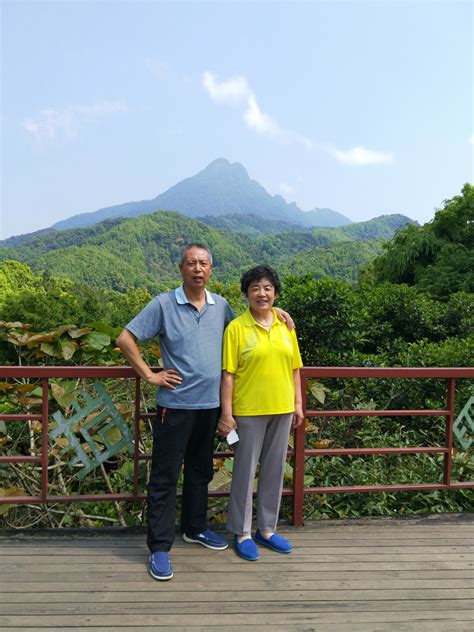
[1,0,473,239]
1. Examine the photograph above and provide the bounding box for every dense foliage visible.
[371,183,474,298]
[0,210,411,293]
[0,185,472,527]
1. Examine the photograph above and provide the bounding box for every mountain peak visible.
[206,157,231,169]
[44,158,384,233]
[203,157,249,178]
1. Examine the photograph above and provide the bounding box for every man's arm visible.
[116,329,182,389]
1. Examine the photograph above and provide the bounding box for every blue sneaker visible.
[182,529,228,550]
[234,536,259,561]
[149,551,173,580]
[255,530,292,554]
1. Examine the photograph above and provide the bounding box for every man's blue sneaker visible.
[234,536,259,561]
[149,551,173,580]
[255,530,293,554]
[183,529,228,550]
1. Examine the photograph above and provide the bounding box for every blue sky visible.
[2,0,473,239]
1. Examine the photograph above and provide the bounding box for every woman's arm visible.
[218,370,237,437]
[292,368,304,429]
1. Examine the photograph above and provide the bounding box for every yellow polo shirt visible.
[222,308,303,416]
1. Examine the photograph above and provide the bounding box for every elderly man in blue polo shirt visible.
[117,244,234,580]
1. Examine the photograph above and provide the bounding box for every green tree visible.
[278,275,359,365]
[372,184,473,298]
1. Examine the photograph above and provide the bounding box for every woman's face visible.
[247,277,276,312]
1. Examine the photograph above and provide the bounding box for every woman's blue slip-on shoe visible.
[149,551,173,580]
[233,536,259,561]
[255,530,292,554]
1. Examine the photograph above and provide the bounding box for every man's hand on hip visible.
[147,369,182,389]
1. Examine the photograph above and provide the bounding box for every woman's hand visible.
[217,414,237,438]
[274,307,295,331]
[292,405,304,429]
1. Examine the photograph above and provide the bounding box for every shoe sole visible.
[182,534,228,550]
[149,567,173,581]
[255,537,292,554]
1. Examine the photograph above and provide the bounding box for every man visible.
[116,244,292,581]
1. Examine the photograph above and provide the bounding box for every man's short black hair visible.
[240,265,281,295]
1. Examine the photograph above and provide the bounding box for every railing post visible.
[292,371,306,526]
[443,377,456,487]
[41,378,49,501]
[133,377,141,498]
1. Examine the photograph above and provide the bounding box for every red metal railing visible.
[1,366,473,525]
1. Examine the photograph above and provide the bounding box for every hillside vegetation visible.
[371,183,473,299]
[0,211,411,293]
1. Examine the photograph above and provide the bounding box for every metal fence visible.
[1,366,473,525]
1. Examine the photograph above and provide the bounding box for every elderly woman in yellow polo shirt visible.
[218,265,304,561]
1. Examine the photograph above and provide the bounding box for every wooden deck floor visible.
[0,513,473,631]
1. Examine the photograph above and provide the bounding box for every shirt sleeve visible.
[125,296,163,342]
[222,321,240,374]
[291,330,303,369]
[224,301,237,327]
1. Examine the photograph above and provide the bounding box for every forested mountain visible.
[44,158,352,232]
[0,211,412,293]
[197,213,303,236]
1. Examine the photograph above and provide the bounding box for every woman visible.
[218,265,304,561]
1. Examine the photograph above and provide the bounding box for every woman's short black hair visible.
[240,265,281,295]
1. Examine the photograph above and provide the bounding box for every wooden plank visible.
[0,625,471,632]
[1,586,473,601]
[1,591,473,606]
[1,597,474,615]
[2,538,474,554]
[0,579,474,607]
[2,573,473,595]
[2,543,472,557]
[2,557,473,578]
[1,609,473,626]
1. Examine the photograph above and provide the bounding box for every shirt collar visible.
[175,284,215,305]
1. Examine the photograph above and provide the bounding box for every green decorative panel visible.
[49,383,133,478]
[453,394,474,453]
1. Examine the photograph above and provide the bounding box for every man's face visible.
[179,247,213,290]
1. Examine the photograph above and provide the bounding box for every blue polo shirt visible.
[125,285,235,409]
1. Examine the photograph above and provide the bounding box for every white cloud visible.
[23,100,128,143]
[203,71,251,106]
[243,95,279,136]
[279,182,293,195]
[469,134,474,145]
[203,71,312,148]
[329,145,394,166]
